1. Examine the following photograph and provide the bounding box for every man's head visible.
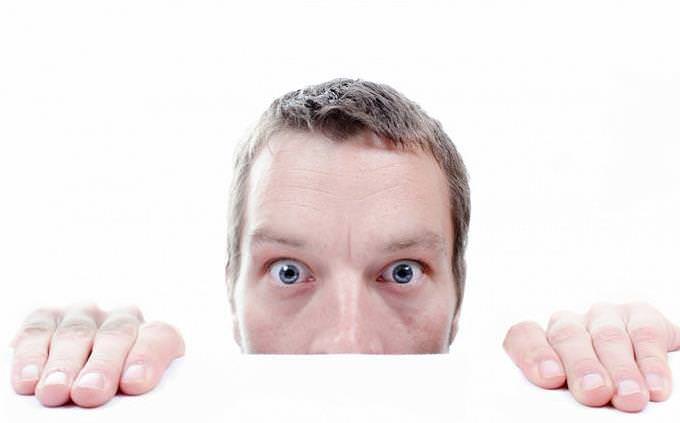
[225,78,470,353]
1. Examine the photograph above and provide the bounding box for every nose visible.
[307,273,384,354]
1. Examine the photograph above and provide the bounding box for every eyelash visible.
[263,257,315,284]
[263,257,431,285]
[377,259,430,284]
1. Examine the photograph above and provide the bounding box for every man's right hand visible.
[9,303,185,408]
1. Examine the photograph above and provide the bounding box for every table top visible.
[3,341,678,422]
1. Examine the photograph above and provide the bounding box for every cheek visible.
[392,285,455,352]
[240,285,312,353]
[390,305,452,353]
[240,290,281,353]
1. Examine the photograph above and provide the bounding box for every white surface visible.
[2,340,678,422]
[1,0,680,421]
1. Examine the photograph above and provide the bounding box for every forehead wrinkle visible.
[248,227,307,249]
[247,225,447,259]
[383,230,447,256]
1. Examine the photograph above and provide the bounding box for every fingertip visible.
[10,362,40,394]
[519,360,565,390]
[535,359,566,389]
[119,363,155,395]
[35,372,72,407]
[580,386,614,408]
[12,378,38,396]
[646,372,672,402]
[70,372,114,408]
[574,374,615,407]
[611,385,650,413]
[119,320,184,397]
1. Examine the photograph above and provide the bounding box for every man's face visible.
[233,129,457,353]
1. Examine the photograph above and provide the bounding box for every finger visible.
[546,310,614,407]
[70,306,142,408]
[10,308,61,395]
[503,321,566,388]
[586,303,648,412]
[667,321,680,352]
[35,304,100,407]
[625,302,675,402]
[119,321,185,396]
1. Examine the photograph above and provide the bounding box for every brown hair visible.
[225,78,471,340]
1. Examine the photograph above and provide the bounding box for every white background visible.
[1,0,679,421]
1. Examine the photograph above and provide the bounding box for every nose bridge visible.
[310,268,382,353]
[333,269,362,336]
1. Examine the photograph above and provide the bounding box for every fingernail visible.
[617,379,642,396]
[645,373,665,392]
[43,371,67,386]
[76,372,106,390]
[20,364,39,381]
[581,373,605,391]
[122,364,147,383]
[539,360,564,378]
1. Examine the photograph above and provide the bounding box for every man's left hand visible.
[503,302,680,412]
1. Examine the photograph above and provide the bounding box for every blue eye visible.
[381,260,424,284]
[268,259,310,285]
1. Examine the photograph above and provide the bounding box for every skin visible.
[231,129,457,354]
[10,303,184,407]
[9,130,680,410]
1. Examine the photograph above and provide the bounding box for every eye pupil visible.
[393,263,413,284]
[279,264,300,284]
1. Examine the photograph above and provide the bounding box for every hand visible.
[503,302,680,413]
[10,303,185,408]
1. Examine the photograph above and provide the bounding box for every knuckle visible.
[628,325,665,345]
[547,323,586,345]
[504,321,538,350]
[18,321,53,339]
[107,305,144,321]
[98,315,139,338]
[548,310,576,326]
[508,320,537,335]
[55,318,97,340]
[125,305,144,321]
[590,325,629,345]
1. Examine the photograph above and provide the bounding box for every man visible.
[9,79,679,412]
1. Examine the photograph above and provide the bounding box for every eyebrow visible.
[248,227,447,255]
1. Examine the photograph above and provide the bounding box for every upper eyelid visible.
[266,257,310,272]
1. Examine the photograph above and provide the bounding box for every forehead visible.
[244,129,453,258]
